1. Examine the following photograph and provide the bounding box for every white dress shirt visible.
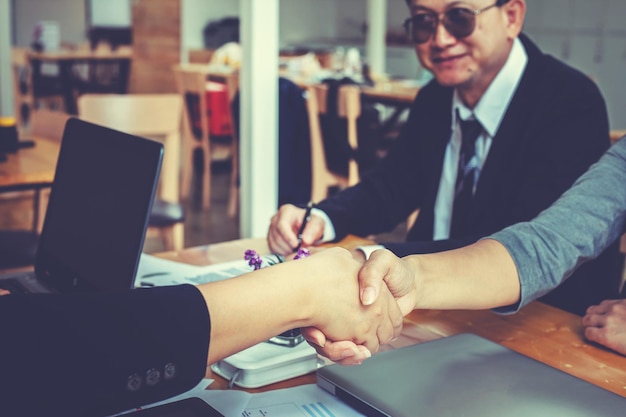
[433,37,528,240]
[316,38,528,257]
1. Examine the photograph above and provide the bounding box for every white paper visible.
[242,384,365,417]
[135,253,280,288]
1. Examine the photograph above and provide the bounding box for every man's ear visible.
[503,0,526,40]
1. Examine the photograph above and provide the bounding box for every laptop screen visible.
[35,118,163,292]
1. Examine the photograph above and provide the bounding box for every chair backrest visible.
[172,64,239,143]
[30,109,71,142]
[77,94,183,203]
[306,83,361,203]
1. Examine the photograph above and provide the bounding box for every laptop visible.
[0,117,163,294]
[317,333,626,417]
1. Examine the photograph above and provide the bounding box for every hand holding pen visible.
[295,202,314,252]
[267,202,325,255]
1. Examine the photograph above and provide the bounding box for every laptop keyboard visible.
[0,278,32,294]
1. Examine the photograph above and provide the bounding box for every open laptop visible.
[0,117,163,294]
[317,333,626,417]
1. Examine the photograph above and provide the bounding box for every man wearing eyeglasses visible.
[268,0,622,316]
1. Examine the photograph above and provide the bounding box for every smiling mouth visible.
[432,54,465,64]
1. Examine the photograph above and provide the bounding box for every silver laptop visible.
[317,333,626,417]
[0,118,163,294]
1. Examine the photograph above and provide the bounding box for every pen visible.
[294,201,314,252]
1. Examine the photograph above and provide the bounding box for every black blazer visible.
[316,34,622,315]
[0,285,210,417]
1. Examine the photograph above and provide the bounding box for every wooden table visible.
[0,137,60,230]
[159,236,626,397]
[29,48,132,114]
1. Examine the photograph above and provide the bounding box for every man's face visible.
[408,0,522,98]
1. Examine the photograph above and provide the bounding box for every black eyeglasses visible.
[403,0,509,44]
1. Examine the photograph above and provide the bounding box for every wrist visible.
[403,256,424,310]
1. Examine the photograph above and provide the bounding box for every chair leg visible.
[172,223,185,251]
[202,144,211,210]
[227,141,239,218]
[180,142,194,201]
[158,223,185,252]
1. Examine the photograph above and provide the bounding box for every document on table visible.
[113,382,362,417]
[135,253,279,287]
[242,384,365,417]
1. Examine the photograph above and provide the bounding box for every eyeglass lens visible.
[407,8,477,44]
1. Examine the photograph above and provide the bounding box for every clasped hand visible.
[305,249,418,365]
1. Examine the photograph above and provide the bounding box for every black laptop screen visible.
[36,118,163,292]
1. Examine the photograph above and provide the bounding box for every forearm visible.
[491,139,626,310]
[198,260,313,364]
[407,239,521,310]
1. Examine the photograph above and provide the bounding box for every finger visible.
[310,340,371,364]
[581,313,607,328]
[0,289,10,296]
[301,216,325,246]
[584,326,609,346]
[585,304,608,316]
[268,217,299,255]
[333,346,372,366]
[358,250,392,305]
[301,327,326,348]
[267,228,292,255]
[376,292,404,346]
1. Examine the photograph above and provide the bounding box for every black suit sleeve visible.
[0,284,210,417]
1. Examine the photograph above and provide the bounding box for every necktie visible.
[449,115,483,238]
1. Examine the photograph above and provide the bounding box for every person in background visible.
[307,136,626,361]
[267,0,622,316]
[1,248,402,416]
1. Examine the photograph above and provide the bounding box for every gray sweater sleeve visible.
[490,137,626,313]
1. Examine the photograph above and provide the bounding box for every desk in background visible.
[158,236,626,397]
[28,48,132,115]
[0,137,60,231]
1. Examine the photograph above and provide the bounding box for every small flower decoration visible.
[244,249,264,270]
[293,248,310,260]
[244,248,310,270]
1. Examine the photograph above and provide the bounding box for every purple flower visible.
[293,248,311,260]
[244,249,263,270]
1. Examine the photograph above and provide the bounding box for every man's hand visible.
[0,289,10,296]
[358,249,418,315]
[582,299,626,356]
[303,249,418,364]
[307,248,404,355]
[267,204,326,255]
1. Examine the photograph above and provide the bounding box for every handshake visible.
[294,247,419,366]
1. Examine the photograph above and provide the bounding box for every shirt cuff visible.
[356,245,385,260]
[311,208,336,243]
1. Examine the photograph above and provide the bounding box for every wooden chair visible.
[188,49,215,64]
[77,94,185,251]
[173,64,239,215]
[305,83,361,203]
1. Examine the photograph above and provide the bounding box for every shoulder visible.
[521,34,603,102]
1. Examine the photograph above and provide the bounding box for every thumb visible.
[359,249,399,306]
[358,259,384,306]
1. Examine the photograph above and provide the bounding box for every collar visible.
[452,37,528,137]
